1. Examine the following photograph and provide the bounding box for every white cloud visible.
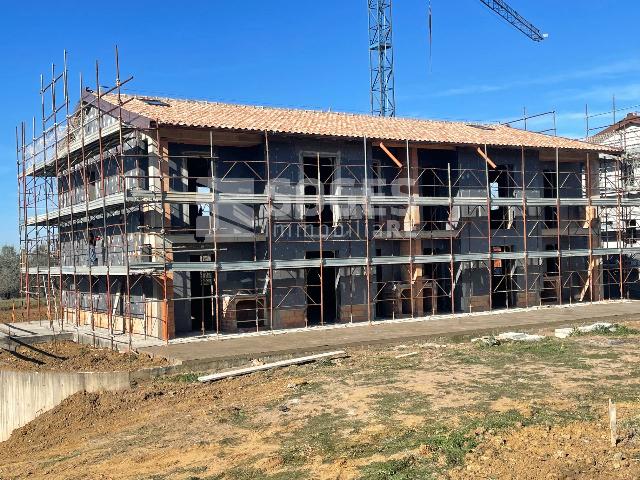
[552,83,640,103]
[410,58,640,99]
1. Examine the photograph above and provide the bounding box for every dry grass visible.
[1,322,640,479]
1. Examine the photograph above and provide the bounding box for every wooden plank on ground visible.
[197,350,347,383]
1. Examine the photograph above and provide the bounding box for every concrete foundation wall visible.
[0,369,130,442]
[0,360,190,443]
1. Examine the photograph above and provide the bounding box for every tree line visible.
[0,245,20,299]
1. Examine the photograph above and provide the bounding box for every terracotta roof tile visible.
[101,94,619,153]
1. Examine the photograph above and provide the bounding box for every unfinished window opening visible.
[88,169,97,201]
[372,161,383,195]
[303,155,335,230]
[130,153,149,191]
[489,165,514,230]
[543,168,558,228]
[545,244,559,274]
[370,162,385,232]
[420,149,457,232]
[626,219,638,242]
[186,157,212,237]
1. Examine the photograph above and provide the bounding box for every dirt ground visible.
[0,341,167,372]
[1,321,640,479]
[0,299,46,324]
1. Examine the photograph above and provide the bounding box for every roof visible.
[590,112,640,145]
[93,93,619,153]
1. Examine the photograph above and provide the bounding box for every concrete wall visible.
[0,359,189,443]
[0,369,130,442]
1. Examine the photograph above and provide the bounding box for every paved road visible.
[140,301,640,364]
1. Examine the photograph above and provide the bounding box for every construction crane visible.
[368,0,547,117]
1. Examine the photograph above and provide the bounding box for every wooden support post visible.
[521,146,529,308]
[555,147,563,305]
[447,164,455,315]
[586,152,594,303]
[265,132,275,330]
[157,132,174,341]
[609,398,618,447]
[363,137,372,324]
[484,145,493,312]
[317,152,324,326]
[210,131,221,335]
[406,140,415,319]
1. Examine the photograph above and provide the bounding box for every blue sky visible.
[1,0,639,245]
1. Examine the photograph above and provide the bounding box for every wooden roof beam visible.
[476,146,497,169]
[379,141,404,168]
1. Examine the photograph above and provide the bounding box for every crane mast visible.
[368,0,546,117]
[368,0,396,117]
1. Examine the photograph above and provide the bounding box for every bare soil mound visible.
[2,322,640,479]
[0,341,167,372]
[450,410,640,480]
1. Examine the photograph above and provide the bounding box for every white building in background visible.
[592,113,640,297]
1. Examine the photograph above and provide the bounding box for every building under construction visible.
[19,62,639,344]
[589,110,640,299]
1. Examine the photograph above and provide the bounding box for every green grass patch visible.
[162,372,200,383]
[38,451,82,468]
[359,455,436,480]
[264,380,325,409]
[369,390,433,420]
[279,410,364,466]
[447,339,593,370]
[203,467,303,480]
[349,354,422,386]
[570,324,639,337]
[220,406,251,426]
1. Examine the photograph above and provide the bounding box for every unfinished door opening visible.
[491,246,514,309]
[189,255,215,333]
[542,244,560,304]
[374,248,386,318]
[422,248,453,314]
[305,251,336,325]
[422,258,438,316]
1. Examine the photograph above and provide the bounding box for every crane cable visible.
[428,0,433,72]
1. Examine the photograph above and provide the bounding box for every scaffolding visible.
[587,99,640,300]
[16,52,640,346]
